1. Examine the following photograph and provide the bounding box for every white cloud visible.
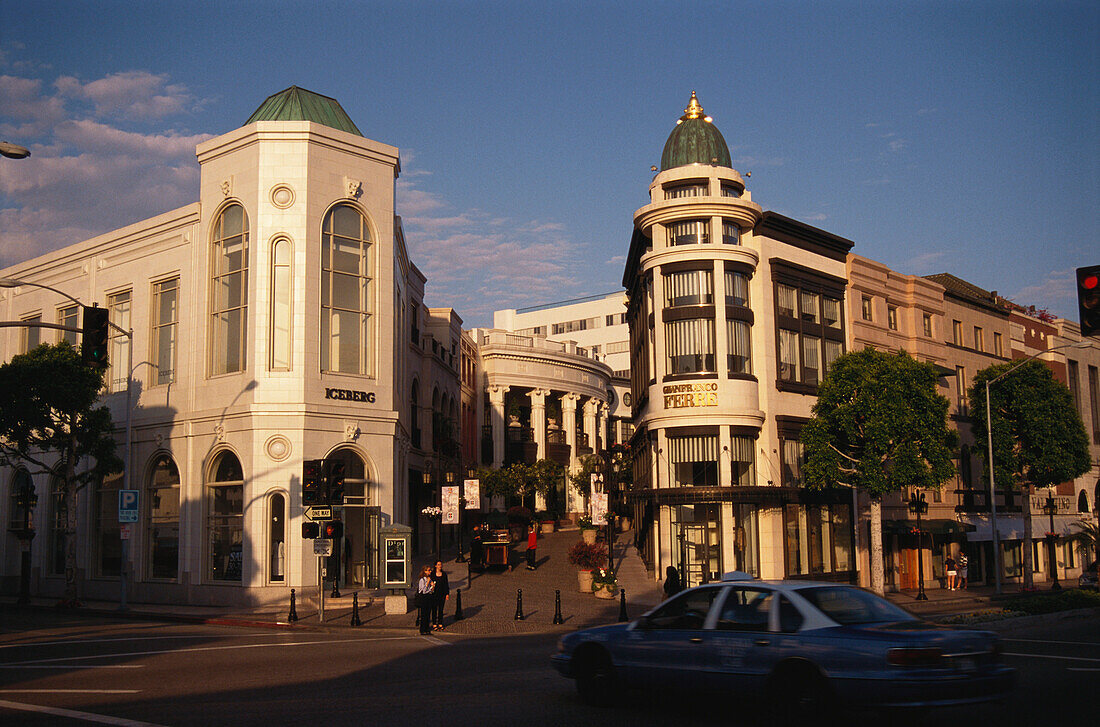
[1009,270,1078,317]
[55,71,194,119]
[904,251,947,273]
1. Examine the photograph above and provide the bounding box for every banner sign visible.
[442,486,460,524]
[464,479,480,508]
[591,491,608,526]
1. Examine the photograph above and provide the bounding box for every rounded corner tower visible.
[660,91,733,171]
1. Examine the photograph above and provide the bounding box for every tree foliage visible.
[0,342,122,603]
[968,360,1090,491]
[802,349,957,498]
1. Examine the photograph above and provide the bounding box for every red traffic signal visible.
[322,520,343,541]
[302,521,320,539]
[1077,265,1100,337]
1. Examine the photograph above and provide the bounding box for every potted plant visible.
[536,510,556,535]
[591,568,618,599]
[567,540,608,593]
[578,514,598,544]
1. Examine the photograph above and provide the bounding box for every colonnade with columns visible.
[485,384,608,471]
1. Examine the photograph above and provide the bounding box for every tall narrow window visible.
[107,291,131,393]
[208,451,244,582]
[823,298,842,330]
[974,327,984,352]
[956,366,968,415]
[777,285,797,318]
[664,269,713,307]
[722,221,740,245]
[952,320,963,346]
[210,203,249,375]
[922,312,933,337]
[270,239,292,370]
[887,306,898,331]
[94,471,123,577]
[802,335,821,386]
[1088,366,1100,444]
[148,455,180,580]
[781,439,803,487]
[993,331,1003,356]
[8,469,32,531]
[861,296,873,321]
[1067,360,1081,413]
[269,493,286,583]
[724,270,749,307]
[321,204,373,375]
[726,320,752,375]
[800,291,820,324]
[729,435,756,487]
[58,305,79,346]
[779,329,799,381]
[20,314,41,353]
[152,278,178,385]
[823,339,843,375]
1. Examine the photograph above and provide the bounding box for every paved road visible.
[0,609,1094,726]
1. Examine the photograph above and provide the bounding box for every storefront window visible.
[208,451,244,582]
[94,471,123,577]
[784,502,854,578]
[148,455,180,580]
[669,433,718,487]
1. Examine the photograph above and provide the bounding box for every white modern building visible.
[0,87,460,607]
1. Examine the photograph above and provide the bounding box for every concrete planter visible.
[581,528,597,545]
[593,583,617,599]
[577,569,594,593]
[540,520,556,535]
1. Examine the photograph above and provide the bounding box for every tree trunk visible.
[62,436,80,605]
[1022,484,1034,591]
[870,498,885,595]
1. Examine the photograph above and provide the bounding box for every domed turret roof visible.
[660,92,731,171]
[244,86,363,137]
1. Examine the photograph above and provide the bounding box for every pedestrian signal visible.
[323,520,343,541]
[302,521,320,539]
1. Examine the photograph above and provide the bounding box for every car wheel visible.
[574,648,616,707]
[770,663,833,724]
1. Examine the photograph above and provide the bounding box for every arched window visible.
[7,469,33,531]
[270,238,292,370]
[93,471,123,577]
[47,476,65,575]
[321,204,373,375]
[147,454,180,580]
[210,203,249,375]
[269,493,286,583]
[207,451,244,582]
[1079,489,1090,514]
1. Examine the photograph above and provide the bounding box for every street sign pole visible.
[118,490,139,612]
[318,556,325,623]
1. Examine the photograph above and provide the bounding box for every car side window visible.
[716,587,773,631]
[778,595,804,633]
[646,587,721,630]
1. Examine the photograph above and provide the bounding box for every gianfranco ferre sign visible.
[663,382,718,409]
[325,388,376,403]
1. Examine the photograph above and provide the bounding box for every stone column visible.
[488,385,509,468]
[597,402,608,453]
[583,398,598,455]
[530,388,549,461]
[562,393,579,470]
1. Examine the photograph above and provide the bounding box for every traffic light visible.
[81,305,110,368]
[322,520,343,541]
[1077,265,1100,337]
[302,459,324,506]
[302,521,320,539]
[327,460,346,506]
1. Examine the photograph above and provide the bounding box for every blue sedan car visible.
[552,573,1014,717]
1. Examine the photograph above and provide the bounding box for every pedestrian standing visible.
[525,522,538,570]
[957,552,969,590]
[416,565,434,635]
[945,554,957,591]
[430,560,450,630]
[663,565,682,598]
[470,523,484,570]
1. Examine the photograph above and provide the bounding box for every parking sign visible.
[119,489,139,523]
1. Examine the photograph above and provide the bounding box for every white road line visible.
[0,633,292,650]
[0,664,146,669]
[1004,652,1100,663]
[1004,638,1100,646]
[3,635,425,666]
[0,689,141,694]
[0,698,166,726]
[1067,667,1100,672]
[419,635,452,646]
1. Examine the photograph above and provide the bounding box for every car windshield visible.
[797,586,917,625]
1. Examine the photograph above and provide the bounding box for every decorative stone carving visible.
[343,176,362,199]
[344,422,361,441]
[214,424,225,442]
[270,184,295,209]
[221,178,232,197]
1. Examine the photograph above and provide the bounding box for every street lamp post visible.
[1044,491,1061,591]
[908,491,929,601]
[982,340,1090,595]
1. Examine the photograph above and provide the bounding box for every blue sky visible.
[1,1,1096,326]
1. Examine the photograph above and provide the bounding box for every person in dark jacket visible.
[429,560,450,630]
[663,565,682,598]
[416,565,434,635]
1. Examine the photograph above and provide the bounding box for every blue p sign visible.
[118,489,139,523]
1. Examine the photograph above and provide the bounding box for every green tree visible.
[0,342,122,605]
[969,361,1090,590]
[802,349,957,594]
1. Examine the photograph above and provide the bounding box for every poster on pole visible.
[464,479,480,508]
[442,485,459,524]
[591,491,608,525]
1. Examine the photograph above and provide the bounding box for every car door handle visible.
[754,639,770,646]
[690,637,703,643]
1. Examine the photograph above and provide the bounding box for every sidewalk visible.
[3,530,1050,633]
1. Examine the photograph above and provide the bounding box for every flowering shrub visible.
[567,540,608,570]
[577,514,595,530]
[591,568,618,590]
[421,506,442,517]
[507,505,534,524]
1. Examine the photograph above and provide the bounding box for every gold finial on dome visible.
[682,90,706,120]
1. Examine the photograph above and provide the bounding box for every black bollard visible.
[514,588,525,620]
[331,575,341,599]
[552,589,564,624]
[350,592,362,627]
[618,588,628,622]
[453,588,464,621]
[288,588,299,622]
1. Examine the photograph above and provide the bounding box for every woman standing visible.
[416,565,434,635]
[430,560,450,631]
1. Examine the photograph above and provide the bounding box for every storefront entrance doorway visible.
[674,504,721,588]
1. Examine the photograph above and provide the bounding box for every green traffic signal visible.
[81,305,110,369]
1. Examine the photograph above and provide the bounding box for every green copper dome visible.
[245,86,363,136]
[660,92,731,171]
